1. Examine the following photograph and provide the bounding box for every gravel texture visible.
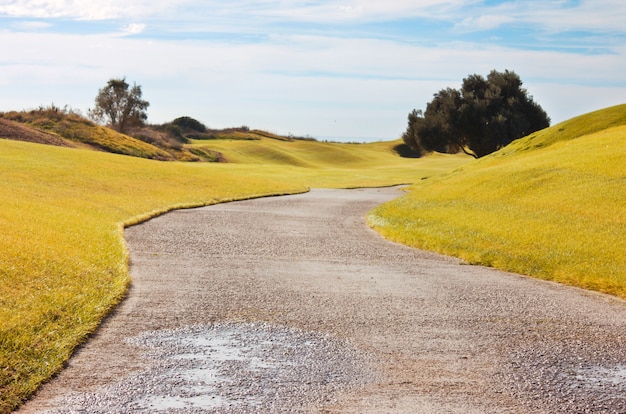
[18,187,626,413]
[32,323,377,413]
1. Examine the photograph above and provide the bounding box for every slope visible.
[189,136,402,167]
[369,104,626,298]
[0,137,469,412]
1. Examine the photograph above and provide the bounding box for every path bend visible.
[18,187,626,413]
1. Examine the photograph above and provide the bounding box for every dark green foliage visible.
[401,110,424,155]
[393,142,422,158]
[171,116,207,134]
[403,70,550,158]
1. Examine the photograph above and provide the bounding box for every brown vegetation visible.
[0,107,221,162]
[0,118,75,147]
[0,106,314,163]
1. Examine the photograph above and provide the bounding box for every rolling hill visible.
[0,117,467,412]
[369,103,626,298]
[2,102,625,412]
[1,107,411,164]
[0,109,177,160]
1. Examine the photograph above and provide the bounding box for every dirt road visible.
[19,187,626,413]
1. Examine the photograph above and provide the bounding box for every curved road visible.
[19,187,626,413]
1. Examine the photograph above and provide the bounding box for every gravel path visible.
[18,187,626,413]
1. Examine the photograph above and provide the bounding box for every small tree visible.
[89,77,149,133]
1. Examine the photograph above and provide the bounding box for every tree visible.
[401,109,423,153]
[403,70,550,158]
[89,78,149,133]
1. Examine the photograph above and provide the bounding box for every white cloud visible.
[121,23,146,35]
[454,14,515,32]
[9,20,52,30]
[0,0,181,20]
[0,0,625,138]
[1,28,623,128]
[2,1,626,36]
[453,0,626,35]
[0,0,479,24]
[263,0,466,22]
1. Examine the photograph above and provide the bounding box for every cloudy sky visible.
[0,1,625,141]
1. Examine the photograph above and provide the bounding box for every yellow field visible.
[0,136,468,412]
[4,102,625,411]
[191,137,407,166]
[369,104,626,298]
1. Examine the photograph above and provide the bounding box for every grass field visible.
[0,136,468,412]
[369,104,626,298]
[3,103,624,412]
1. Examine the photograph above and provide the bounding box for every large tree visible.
[89,78,149,133]
[403,70,550,158]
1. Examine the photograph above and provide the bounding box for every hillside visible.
[3,107,408,164]
[4,101,625,411]
[493,103,626,156]
[0,108,181,160]
[369,104,626,298]
[0,108,289,162]
[189,135,411,166]
[0,118,75,147]
[0,125,469,412]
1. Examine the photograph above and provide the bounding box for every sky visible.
[0,1,625,141]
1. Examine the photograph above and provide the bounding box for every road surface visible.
[19,187,626,413]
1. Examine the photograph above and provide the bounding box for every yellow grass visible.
[0,109,173,159]
[369,104,626,298]
[190,137,400,166]
[5,103,625,412]
[0,137,468,412]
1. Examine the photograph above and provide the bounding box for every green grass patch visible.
[0,136,468,412]
[369,104,626,298]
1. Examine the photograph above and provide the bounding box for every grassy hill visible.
[0,108,177,160]
[369,104,626,298]
[189,135,403,166]
[0,126,468,412]
[1,107,383,164]
[3,102,625,412]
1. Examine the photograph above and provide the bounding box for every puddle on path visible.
[42,323,378,413]
[573,364,626,389]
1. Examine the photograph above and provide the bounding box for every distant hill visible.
[0,107,316,162]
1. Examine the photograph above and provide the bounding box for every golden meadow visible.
[2,104,625,411]
[0,135,466,411]
[369,104,626,298]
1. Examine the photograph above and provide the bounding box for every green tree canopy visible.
[403,70,550,158]
[89,78,149,133]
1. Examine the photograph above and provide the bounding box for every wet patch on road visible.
[41,323,379,413]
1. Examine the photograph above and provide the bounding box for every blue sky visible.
[1,1,625,141]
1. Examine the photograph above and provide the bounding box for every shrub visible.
[171,116,207,134]
[163,124,187,144]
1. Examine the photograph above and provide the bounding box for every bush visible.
[171,116,207,134]
[132,127,184,150]
[163,124,187,143]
